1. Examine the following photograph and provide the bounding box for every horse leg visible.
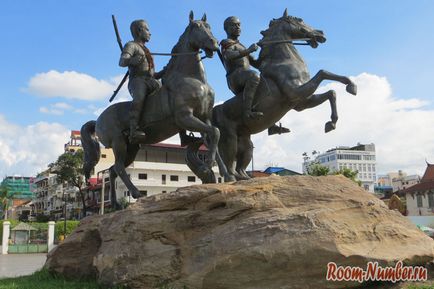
[111,139,141,199]
[175,109,220,166]
[236,135,253,179]
[108,166,121,210]
[293,70,357,97]
[218,128,244,181]
[294,90,338,133]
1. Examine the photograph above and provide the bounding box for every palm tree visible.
[0,185,12,219]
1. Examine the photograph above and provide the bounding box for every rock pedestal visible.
[45,175,434,289]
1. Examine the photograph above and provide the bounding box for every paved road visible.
[0,253,47,278]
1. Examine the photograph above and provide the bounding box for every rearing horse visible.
[212,9,357,181]
[80,12,219,206]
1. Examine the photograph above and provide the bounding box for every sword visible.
[109,15,129,103]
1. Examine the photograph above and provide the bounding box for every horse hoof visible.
[225,174,236,182]
[131,190,141,199]
[346,83,357,95]
[325,121,336,133]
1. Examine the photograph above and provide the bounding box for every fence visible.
[2,221,55,254]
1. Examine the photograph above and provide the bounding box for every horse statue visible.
[80,12,220,207]
[211,9,357,181]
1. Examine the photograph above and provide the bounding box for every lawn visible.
[0,269,113,289]
[1,270,433,289]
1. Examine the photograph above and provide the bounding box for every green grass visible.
[0,269,186,289]
[0,269,122,289]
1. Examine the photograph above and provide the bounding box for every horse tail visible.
[80,120,101,182]
[185,140,216,184]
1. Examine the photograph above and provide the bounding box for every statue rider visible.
[220,16,263,121]
[220,16,290,135]
[119,19,164,143]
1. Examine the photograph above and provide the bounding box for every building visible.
[90,143,221,205]
[1,176,35,219]
[263,167,301,176]
[302,143,376,192]
[404,162,434,216]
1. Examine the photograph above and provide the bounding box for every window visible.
[188,176,196,182]
[138,173,147,180]
[162,190,167,194]
[218,177,222,183]
[170,175,179,182]
[417,194,423,208]
[101,154,107,158]
[429,193,434,208]
[162,174,166,184]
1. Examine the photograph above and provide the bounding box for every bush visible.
[55,220,80,241]
[0,220,80,242]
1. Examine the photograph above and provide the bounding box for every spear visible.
[109,15,129,103]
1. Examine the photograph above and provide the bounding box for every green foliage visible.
[50,150,87,216]
[55,220,80,240]
[0,269,118,289]
[35,214,50,223]
[50,150,85,188]
[305,162,330,176]
[333,167,362,185]
[0,185,14,219]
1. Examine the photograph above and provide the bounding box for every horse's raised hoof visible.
[346,83,357,95]
[325,121,336,133]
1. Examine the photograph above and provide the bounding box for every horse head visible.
[260,8,326,48]
[187,11,219,57]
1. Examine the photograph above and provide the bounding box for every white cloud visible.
[39,106,64,115]
[251,73,434,176]
[26,70,117,101]
[0,115,69,177]
[53,102,73,110]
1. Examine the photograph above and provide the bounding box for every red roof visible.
[71,130,80,136]
[402,163,434,194]
[421,163,434,182]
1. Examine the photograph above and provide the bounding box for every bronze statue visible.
[80,12,221,207]
[119,20,164,143]
[220,16,290,135]
[220,16,262,121]
[211,9,357,181]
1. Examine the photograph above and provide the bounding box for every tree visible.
[333,168,362,186]
[0,185,14,220]
[49,150,87,218]
[306,162,330,176]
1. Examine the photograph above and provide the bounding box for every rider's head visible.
[130,20,151,42]
[224,16,241,37]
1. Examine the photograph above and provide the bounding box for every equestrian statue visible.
[80,12,222,208]
[211,9,357,181]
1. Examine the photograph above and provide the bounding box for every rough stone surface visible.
[45,175,434,289]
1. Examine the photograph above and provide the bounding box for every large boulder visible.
[45,175,434,289]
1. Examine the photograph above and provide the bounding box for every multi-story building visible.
[1,176,35,219]
[85,143,221,213]
[302,143,376,192]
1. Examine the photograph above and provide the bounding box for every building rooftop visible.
[402,163,434,194]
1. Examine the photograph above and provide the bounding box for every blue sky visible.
[0,0,433,177]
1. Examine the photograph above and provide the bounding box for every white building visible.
[112,143,222,201]
[302,143,376,192]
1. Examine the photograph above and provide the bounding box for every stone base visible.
[45,175,434,289]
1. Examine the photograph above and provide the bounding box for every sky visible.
[0,0,433,178]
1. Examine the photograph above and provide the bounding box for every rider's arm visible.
[223,43,258,61]
[119,42,143,67]
[249,55,260,69]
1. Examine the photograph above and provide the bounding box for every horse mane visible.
[258,16,298,63]
[162,24,192,81]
